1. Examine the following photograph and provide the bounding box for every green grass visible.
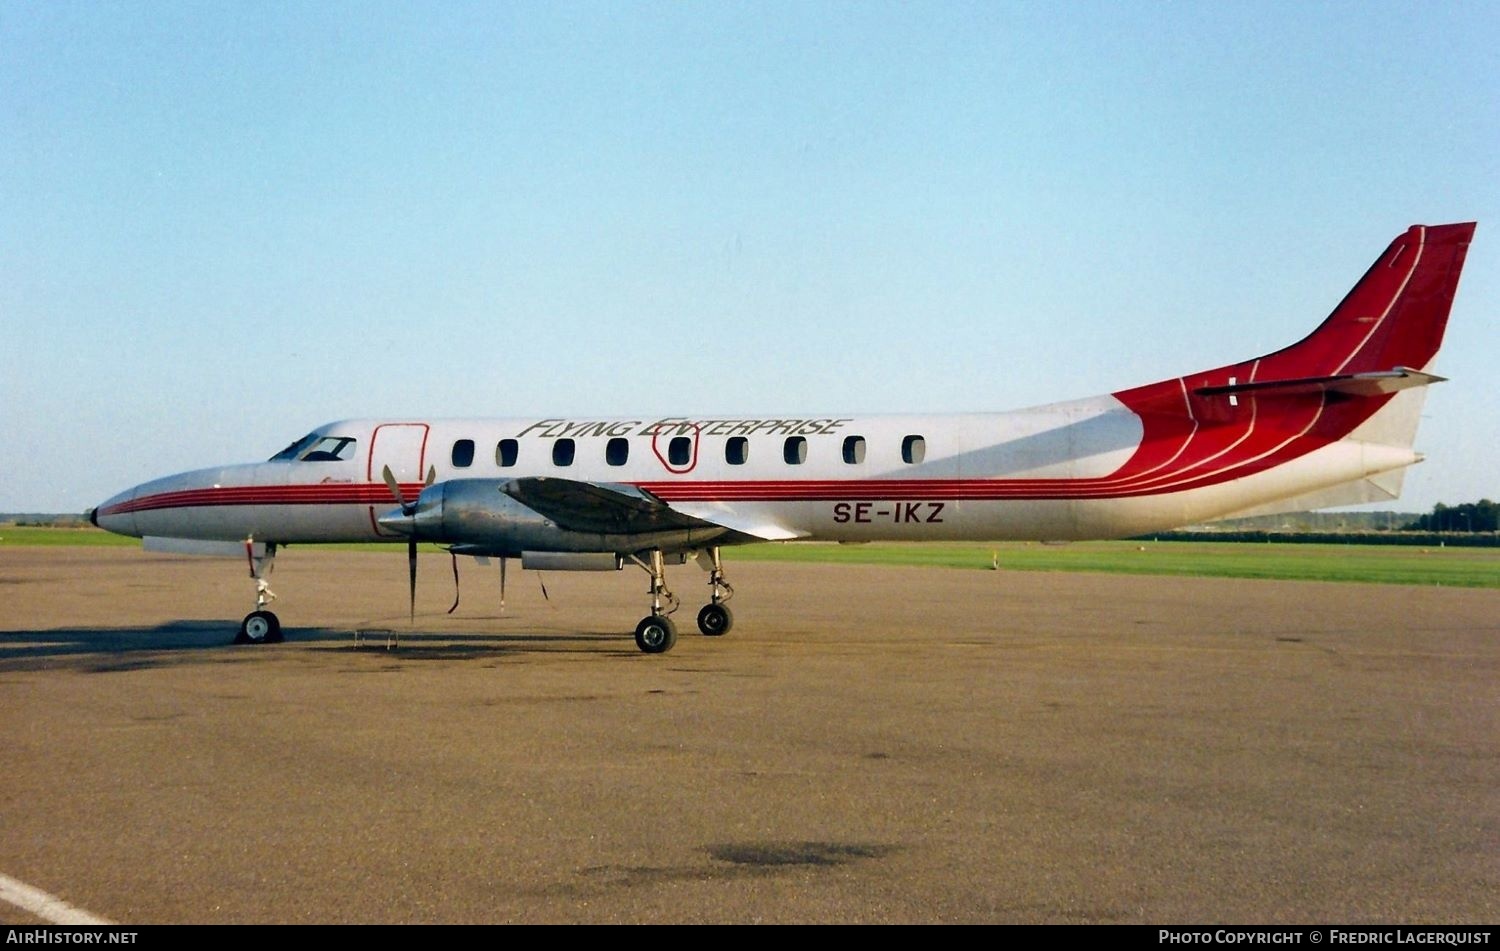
[0,526,140,546]
[732,540,1500,589]
[5,526,1496,588]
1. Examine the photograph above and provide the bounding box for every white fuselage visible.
[94,396,1418,550]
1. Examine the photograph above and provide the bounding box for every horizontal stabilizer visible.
[1194,367,1445,400]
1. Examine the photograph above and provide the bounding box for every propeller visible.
[381,464,436,623]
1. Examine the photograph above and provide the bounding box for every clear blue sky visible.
[3,1,1495,514]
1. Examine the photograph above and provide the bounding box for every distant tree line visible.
[1403,500,1498,533]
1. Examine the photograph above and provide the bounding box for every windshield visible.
[269,434,358,462]
[270,433,319,461]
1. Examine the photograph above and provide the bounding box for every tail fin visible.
[1235,221,1473,381]
[1118,222,1474,414]
[1103,223,1474,510]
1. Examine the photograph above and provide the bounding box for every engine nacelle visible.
[387,479,722,558]
[401,479,560,553]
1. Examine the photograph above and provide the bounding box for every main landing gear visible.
[630,546,735,654]
[234,541,284,644]
[696,546,734,638]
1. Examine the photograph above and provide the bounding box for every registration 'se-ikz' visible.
[93,223,1476,652]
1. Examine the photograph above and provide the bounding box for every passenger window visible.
[784,436,807,465]
[451,439,475,468]
[902,435,926,465]
[842,435,866,465]
[496,439,519,467]
[553,439,575,467]
[606,437,629,467]
[726,437,749,466]
[669,436,692,467]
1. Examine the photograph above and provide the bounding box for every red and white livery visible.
[93,223,1476,652]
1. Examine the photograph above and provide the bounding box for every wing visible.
[502,477,805,541]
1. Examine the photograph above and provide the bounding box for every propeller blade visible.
[385,464,432,621]
[382,464,419,517]
[407,539,417,623]
[381,464,405,505]
[447,550,460,615]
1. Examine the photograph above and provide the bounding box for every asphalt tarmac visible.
[1,546,1495,924]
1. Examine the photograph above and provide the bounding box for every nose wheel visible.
[237,609,283,644]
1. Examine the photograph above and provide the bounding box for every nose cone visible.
[90,464,260,541]
[92,486,142,538]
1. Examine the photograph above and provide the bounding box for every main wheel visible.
[634,614,678,654]
[696,603,734,637]
[237,610,282,645]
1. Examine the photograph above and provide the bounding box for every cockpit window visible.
[271,433,320,461]
[272,435,358,462]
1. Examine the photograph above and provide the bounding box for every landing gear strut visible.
[632,549,678,654]
[696,546,734,637]
[235,541,283,644]
[628,547,738,652]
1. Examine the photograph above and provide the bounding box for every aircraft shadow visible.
[0,622,641,670]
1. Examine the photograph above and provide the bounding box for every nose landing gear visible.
[234,541,283,644]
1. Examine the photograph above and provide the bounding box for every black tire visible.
[634,615,677,654]
[696,603,733,637]
[239,610,282,645]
